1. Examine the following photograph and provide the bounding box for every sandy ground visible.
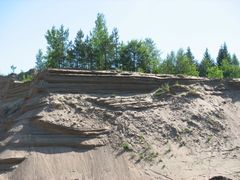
[0,70,240,180]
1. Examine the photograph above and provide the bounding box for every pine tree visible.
[199,48,215,77]
[84,35,95,70]
[110,28,120,69]
[91,13,112,70]
[231,54,239,66]
[45,25,70,68]
[185,47,195,64]
[35,49,45,71]
[73,30,85,68]
[144,38,160,73]
[66,41,75,68]
[175,49,199,76]
[217,43,231,66]
[207,66,223,79]
[120,40,140,71]
[159,51,176,74]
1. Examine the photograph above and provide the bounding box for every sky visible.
[0,0,239,74]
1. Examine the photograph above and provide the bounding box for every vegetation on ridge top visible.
[34,13,240,79]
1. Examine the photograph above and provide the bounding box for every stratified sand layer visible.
[0,69,239,180]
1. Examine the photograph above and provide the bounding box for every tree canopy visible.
[36,13,240,79]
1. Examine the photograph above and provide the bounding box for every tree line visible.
[36,13,240,78]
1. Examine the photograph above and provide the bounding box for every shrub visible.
[122,142,132,151]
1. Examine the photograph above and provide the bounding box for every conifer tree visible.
[199,48,215,77]
[217,43,231,66]
[35,49,45,71]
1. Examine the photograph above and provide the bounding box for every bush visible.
[122,142,132,151]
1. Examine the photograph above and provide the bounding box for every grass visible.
[154,83,170,97]
[139,134,145,143]
[137,143,159,162]
[145,151,159,161]
[122,142,132,151]
[162,83,170,92]
[184,127,192,134]
[206,135,213,143]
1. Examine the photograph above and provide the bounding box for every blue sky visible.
[0,0,239,74]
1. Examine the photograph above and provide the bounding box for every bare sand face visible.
[0,69,239,180]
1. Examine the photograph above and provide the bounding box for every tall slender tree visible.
[35,49,45,71]
[231,54,239,66]
[175,49,199,76]
[144,38,160,73]
[185,47,195,64]
[159,51,176,74]
[199,48,215,77]
[91,13,113,70]
[73,30,85,68]
[110,28,120,69]
[45,25,70,68]
[217,43,231,66]
[84,35,95,70]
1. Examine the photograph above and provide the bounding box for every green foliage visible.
[20,74,33,82]
[199,48,215,77]
[221,59,240,78]
[120,39,160,73]
[206,135,213,143]
[207,66,223,79]
[91,13,117,70]
[175,49,199,76]
[110,28,120,69]
[122,142,132,151]
[159,51,176,74]
[185,46,197,65]
[45,25,70,68]
[36,13,240,79]
[231,54,239,66]
[217,43,231,66]
[35,49,46,71]
[154,83,170,97]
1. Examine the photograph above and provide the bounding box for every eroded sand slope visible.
[0,69,240,180]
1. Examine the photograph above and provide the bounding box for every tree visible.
[120,40,138,71]
[175,49,199,76]
[84,35,95,70]
[221,59,240,78]
[10,65,17,74]
[119,40,158,72]
[217,43,231,66]
[144,38,160,73]
[45,25,70,68]
[231,54,239,66]
[110,28,120,69]
[66,41,75,68]
[159,51,176,74]
[207,66,223,79]
[73,29,85,68]
[120,40,140,71]
[35,49,45,71]
[91,13,113,70]
[199,48,215,77]
[185,47,195,64]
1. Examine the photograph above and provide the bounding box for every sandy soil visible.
[0,69,239,180]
